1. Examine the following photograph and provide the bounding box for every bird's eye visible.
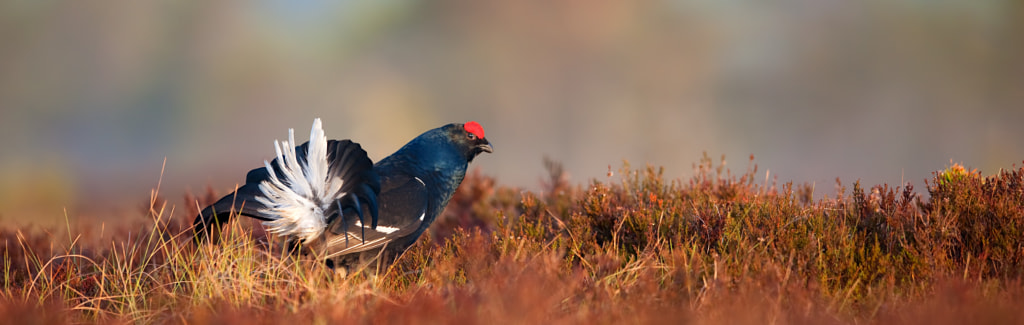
[467,132,476,140]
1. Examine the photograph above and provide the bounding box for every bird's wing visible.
[193,119,379,244]
[317,174,427,258]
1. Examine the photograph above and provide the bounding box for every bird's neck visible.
[377,140,468,194]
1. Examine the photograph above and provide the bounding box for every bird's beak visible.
[477,139,493,153]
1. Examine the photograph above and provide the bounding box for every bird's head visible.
[447,121,493,162]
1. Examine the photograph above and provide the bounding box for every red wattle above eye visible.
[464,121,485,139]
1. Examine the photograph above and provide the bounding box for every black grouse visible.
[193,118,492,272]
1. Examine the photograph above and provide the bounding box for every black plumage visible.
[193,119,491,272]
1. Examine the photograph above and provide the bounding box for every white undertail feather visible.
[255,118,346,244]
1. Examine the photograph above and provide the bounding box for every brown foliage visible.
[1,157,1023,324]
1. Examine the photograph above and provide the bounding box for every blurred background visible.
[1,0,1021,224]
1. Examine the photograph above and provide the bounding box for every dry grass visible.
[2,155,1022,324]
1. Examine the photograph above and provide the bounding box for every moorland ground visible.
[2,155,1022,324]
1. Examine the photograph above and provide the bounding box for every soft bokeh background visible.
[1,0,1021,223]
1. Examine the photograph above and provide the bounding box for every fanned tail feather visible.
[193,118,380,246]
[257,118,343,243]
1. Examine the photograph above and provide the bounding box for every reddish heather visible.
[1,156,1022,324]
